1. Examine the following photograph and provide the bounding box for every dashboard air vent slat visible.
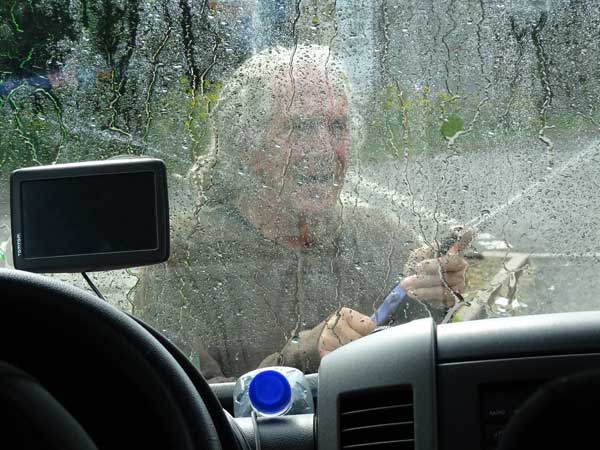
[339,386,414,450]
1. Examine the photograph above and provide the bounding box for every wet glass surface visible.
[1,0,600,379]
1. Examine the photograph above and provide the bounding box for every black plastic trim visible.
[437,311,600,363]
[233,414,315,450]
[437,353,600,450]
[343,439,414,449]
[341,405,413,417]
[317,318,436,450]
[342,421,414,432]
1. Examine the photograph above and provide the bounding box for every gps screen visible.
[21,172,158,258]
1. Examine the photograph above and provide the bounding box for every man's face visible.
[249,66,349,215]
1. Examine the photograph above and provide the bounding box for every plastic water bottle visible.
[233,366,314,417]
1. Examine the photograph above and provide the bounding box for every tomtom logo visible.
[16,233,23,257]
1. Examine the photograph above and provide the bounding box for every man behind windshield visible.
[135,45,467,382]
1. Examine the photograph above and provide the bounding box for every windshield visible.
[1,0,599,381]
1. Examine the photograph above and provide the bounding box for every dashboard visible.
[216,311,600,450]
[3,267,599,450]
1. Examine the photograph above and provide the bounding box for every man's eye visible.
[280,122,292,133]
[292,119,320,133]
[329,119,348,135]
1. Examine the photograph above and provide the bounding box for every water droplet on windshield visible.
[511,298,527,312]
[492,297,510,315]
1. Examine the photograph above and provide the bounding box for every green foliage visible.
[368,83,466,158]
[178,79,223,161]
[0,0,76,74]
[440,114,464,139]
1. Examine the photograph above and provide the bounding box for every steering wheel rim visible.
[0,268,224,450]
[0,361,99,450]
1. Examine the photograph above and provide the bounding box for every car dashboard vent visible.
[339,386,414,450]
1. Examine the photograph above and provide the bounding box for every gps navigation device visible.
[10,158,169,273]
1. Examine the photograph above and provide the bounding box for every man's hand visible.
[400,252,468,309]
[318,307,375,358]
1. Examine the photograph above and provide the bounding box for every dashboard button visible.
[481,394,515,423]
[484,424,505,445]
[484,406,511,422]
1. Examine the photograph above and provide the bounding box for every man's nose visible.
[307,123,338,148]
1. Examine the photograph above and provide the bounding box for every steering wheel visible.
[0,268,231,450]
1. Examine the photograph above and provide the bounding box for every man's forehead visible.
[268,64,348,113]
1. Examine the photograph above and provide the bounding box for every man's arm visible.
[258,321,326,374]
[199,348,237,384]
[258,245,470,375]
[258,307,376,374]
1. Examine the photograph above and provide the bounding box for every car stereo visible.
[10,158,169,273]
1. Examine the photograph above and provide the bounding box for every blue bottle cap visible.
[248,370,292,415]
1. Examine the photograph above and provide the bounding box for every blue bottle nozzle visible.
[248,369,292,416]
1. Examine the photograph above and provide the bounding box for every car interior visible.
[3,265,600,450]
